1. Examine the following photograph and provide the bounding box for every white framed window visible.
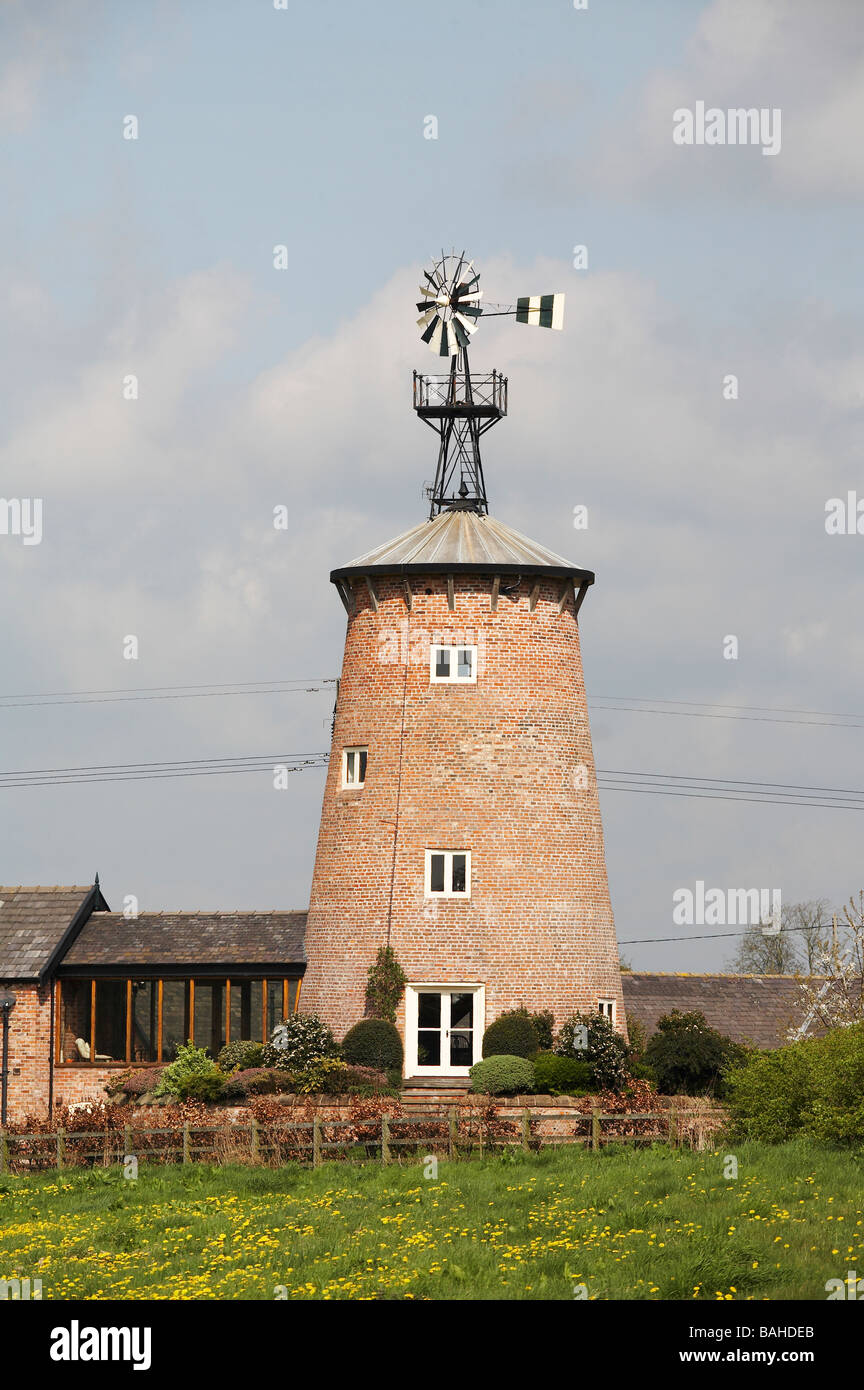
[430,645,477,684]
[598,998,616,1023]
[342,747,368,789]
[425,850,471,899]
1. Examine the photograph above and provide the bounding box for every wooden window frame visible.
[54,975,303,1066]
[424,849,471,899]
[429,644,478,685]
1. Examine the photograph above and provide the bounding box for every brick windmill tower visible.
[301,253,625,1077]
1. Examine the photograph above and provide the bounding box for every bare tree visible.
[727,909,802,974]
[792,891,864,1037]
[784,898,830,973]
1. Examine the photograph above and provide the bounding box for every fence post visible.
[182,1122,190,1164]
[381,1113,391,1165]
[312,1117,322,1168]
[56,1127,65,1170]
[0,1128,6,1174]
[521,1109,530,1151]
[448,1106,456,1160]
[591,1107,601,1152]
[124,1124,133,1163]
[668,1106,678,1149]
[250,1117,259,1161]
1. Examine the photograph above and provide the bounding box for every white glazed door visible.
[410,988,479,1076]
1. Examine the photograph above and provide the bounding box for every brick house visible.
[0,884,305,1122]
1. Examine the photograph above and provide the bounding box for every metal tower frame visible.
[413,348,507,517]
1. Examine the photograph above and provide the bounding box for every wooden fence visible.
[0,1106,716,1175]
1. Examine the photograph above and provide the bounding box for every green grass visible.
[0,1142,861,1300]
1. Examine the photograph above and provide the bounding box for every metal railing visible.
[413,371,508,414]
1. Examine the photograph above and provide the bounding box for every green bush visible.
[217,1040,265,1073]
[528,1010,555,1052]
[482,1011,540,1060]
[533,1052,594,1096]
[222,1068,280,1099]
[262,1013,339,1071]
[645,1010,747,1096]
[154,1042,221,1099]
[725,1023,864,1145]
[554,1013,628,1091]
[469,1054,535,1096]
[176,1071,226,1102]
[364,947,407,1023]
[342,1019,403,1072]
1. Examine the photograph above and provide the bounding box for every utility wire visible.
[1,678,861,729]
[618,924,828,945]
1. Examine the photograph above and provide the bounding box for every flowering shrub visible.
[554,1012,628,1092]
[262,1013,339,1071]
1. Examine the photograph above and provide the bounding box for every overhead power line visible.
[0,678,861,730]
[618,924,828,945]
[2,753,864,811]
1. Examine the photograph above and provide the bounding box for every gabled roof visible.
[331,510,594,584]
[622,972,826,1050]
[0,885,106,982]
[60,911,307,969]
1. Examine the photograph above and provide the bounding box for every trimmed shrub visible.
[105,1067,165,1099]
[470,1054,534,1096]
[342,1019,403,1072]
[262,1013,339,1071]
[222,1067,281,1099]
[554,1012,627,1091]
[155,1042,221,1099]
[482,1011,540,1060]
[217,1040,265,1073]
[645,1010,747,1096]
[176,1071,226,1103]
[533,1052,594,1096]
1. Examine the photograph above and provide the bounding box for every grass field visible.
[0,1142,861,1300]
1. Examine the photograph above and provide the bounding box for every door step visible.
[401,1076,470,1111]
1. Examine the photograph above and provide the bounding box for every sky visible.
[1,0,863,973]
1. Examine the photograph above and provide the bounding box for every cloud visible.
[518,0,864,203]
[0,1,107,130]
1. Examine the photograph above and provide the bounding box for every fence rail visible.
[0,1106,718,1175]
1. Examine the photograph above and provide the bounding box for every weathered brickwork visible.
[302,573,626,1050]
[1,983,118,1123]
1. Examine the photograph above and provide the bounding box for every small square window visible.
[430,645,477,684]
[425,849,471,898]
[342,747,368,789]
[598,999,616,1023]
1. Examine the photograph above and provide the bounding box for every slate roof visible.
[0,885,102,981]
[61,911,308,969]
[331,510,594,584]
[622,972,825,1050]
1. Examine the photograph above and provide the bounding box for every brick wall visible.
[301,572,626,1050]
[0,982,120,1123]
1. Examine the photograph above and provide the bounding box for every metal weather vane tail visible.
[412,249,566,518]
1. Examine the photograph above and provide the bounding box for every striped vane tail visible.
[515,294,565,329]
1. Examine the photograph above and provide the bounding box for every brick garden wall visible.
[302,572,625,1047]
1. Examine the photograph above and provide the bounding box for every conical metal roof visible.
[331,510,594,584]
